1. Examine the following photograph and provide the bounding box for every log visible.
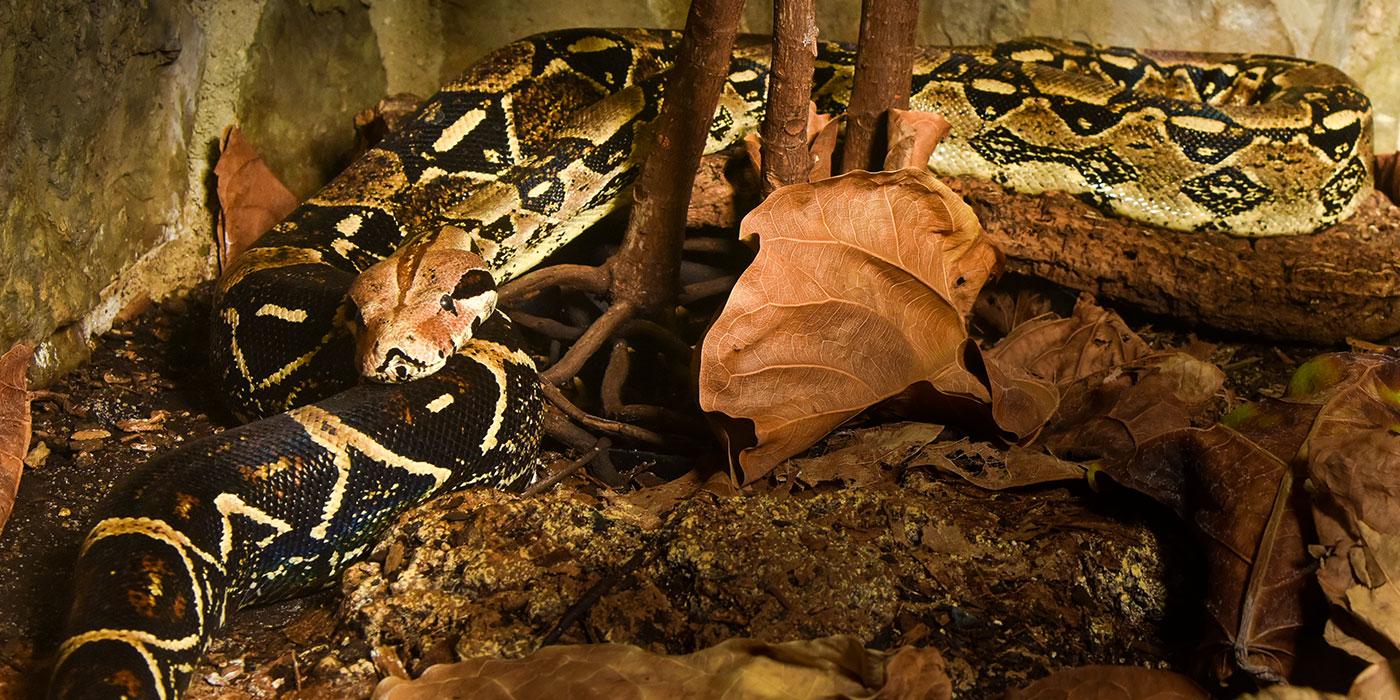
[945,179,1400,345]
[688,153,1400,344]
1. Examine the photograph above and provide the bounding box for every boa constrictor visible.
[51,28,1371,698]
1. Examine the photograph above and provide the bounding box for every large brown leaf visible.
[215,125,299,269]
[372,636,951,700]
[1006,665,1209,699]
[1122,400,1314,684]
[698,169,1000,483]
[0,344,34,537]
[1035,351,1225,473]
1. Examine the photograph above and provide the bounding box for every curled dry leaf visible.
[0,344,34,537]
[1006,665,1209,700]
[883,109,950,171]
[215,125,300,269]
[1283,352,1400,663]
[981,295,1154,441]
[372,636,951,700]
[698,169,1000,483]
[744,101,843,184]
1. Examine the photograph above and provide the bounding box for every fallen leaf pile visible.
[697,108,1400,692]
[373,636,951,700]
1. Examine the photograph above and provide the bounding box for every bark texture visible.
[757,0,818,196]
[611,0,750,317]
[838,0,920,173]
[946,178,1400,344]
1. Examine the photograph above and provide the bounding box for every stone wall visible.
[2,0,1397,383]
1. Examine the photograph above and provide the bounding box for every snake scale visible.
[51,28,1370,698]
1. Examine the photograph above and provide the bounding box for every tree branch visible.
[609,0,749,318]
[839,0,920,173]
[758,0,818,196]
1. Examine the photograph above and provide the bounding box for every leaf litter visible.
[4,95,1397,700]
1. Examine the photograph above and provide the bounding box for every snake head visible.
[348,232,498,383]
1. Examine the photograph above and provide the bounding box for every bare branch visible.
[609,0,749,318]
[758,0,818,196]
[839,0,921,173]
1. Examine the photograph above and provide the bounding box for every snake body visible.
[52,29,1370,698]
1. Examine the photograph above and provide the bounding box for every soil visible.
[0,262,1330,698]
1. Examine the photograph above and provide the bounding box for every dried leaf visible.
[215,125,299,269]
[611,469,737,518]
[1006,665,1209,699]
[0,344,34,537]
[1042,352,1225,470]
[1345,658,1400,698]
[911,439,1083,490]
[352,93,425,158]
[1236,352,1400,664]
[883,109,950,171]
[980,296,1154,441]
[786,422,945,488]
[372,636,950,700]
[1376,152,1398,206]
[1128,422,1311,684]
[972,283,1059,339]
[875,645,951,700]
[698,169,1000,483]
[744,102,843,184]
[987,295,1151,390]
[116,410,170,433]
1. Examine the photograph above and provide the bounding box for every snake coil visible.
[52,29,1370,698]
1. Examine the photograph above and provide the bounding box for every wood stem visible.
[839,0,920,173]
[609,0,748,318]
[758,0,818,196]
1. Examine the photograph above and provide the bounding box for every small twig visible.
[542,409,626,488]
[498,263,610,305]
[538,536,657,647]
[507,310,585,341]
[679,275,738,305]
[524,439,609,496]
[541,300,637,385]
[539,380,666,446]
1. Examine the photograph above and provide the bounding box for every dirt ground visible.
[0,269,1341,698]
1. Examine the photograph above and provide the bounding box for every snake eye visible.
[349,303,365,326]
[440,293,457,314]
